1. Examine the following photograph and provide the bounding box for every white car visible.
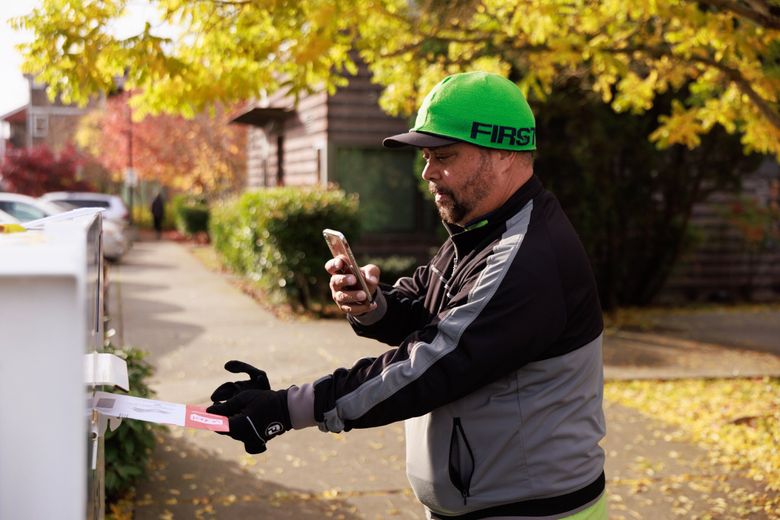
[0,192,67,222]
[0,208,20,224]
[0,192,127,261]
[40,192,129,224]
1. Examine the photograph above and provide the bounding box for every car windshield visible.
[0,201,48,221]
[0,209,19,223]
[54,199,112,209]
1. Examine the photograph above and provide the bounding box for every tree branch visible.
[691,54,780,129]
[377,40,425,58]
[193,0,252,5]
[605,43,780,130]
[691,0,780,29]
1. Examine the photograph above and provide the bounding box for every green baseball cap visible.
[383,71,536,151]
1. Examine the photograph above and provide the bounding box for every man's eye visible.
[435,154,452,162]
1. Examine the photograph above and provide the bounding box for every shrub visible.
[102,343,160,504]
[534,81,760,309]
[211,187,360,310]
[0,144,93,195]
[171,194,209,235]
[209,197,255,274]
[132,205,153,229]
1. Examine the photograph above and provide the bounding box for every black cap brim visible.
[383,131,460,149]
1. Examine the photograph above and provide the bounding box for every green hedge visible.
[171,194,210,235]
[210,197,256,274]
[210,187,360,310]
[102,344,160,504]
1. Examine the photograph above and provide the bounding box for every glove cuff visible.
[276,388,293,433]
[286,383,316,429]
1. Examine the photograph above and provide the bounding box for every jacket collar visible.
[445,174,543,256]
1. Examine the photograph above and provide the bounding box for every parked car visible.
[0,192,128,262]
[0,192,68,222]
[0,208,20,224]
[40,192,129,224]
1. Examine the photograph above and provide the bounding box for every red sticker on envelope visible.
[185,406,229,432]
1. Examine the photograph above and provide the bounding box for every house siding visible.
[26,80,95,150]
[245,66,411,189]
[246,91,328,188]
[246,128,269,187]
[660,160,780,302]
[327,69,409,147]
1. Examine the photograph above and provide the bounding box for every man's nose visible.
[421,162,438,181]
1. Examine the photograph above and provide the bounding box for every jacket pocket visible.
[448,417,475,505]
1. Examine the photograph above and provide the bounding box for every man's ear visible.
[493,149,518,173]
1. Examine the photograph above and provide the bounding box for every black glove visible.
[207,388,292,454]
[210,360,271,402]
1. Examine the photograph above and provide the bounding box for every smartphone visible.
[322,228,371,301]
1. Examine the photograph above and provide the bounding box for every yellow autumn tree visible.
[13,0,780,159]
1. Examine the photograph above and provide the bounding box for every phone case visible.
[322,229,371,297]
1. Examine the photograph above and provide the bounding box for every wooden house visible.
[0,75,95,159]
[231,67,441,262]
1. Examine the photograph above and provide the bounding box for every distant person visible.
[151,191,165,239]
[208,72,607,519]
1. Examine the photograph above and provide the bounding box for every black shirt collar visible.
[445,175,543,256]
[446,175,543,236]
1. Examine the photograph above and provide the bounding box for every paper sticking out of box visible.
[92,391,229,432]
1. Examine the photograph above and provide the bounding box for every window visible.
[32,115,48,138]
[54,200,111,210]
[0,201,47,222]
[333,148,419,233]
[276,135,285,186]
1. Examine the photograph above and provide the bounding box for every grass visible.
[605,377,780,517]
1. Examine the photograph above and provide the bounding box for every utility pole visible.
[125,90,135,224]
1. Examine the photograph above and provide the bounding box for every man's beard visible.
[431,186,467,224]
[430,154,492,225]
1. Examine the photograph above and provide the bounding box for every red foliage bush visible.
[0,144,94,196]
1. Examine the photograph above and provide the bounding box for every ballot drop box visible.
[0,210,126,520]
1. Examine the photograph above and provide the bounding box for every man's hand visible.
[210,360,271,402]
[206,389,291,454]
[325,257,380,316]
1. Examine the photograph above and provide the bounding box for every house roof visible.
[0,105,28,124]
[230,107,292,126]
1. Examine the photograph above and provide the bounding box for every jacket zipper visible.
[449,253,459,299]
[430,265,452,296]
[449,417,475,505]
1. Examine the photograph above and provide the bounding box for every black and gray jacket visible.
[309,175,605,518]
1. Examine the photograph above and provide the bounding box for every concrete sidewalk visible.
[110,238,780,519]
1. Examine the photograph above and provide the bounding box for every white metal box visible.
[0,211,104,519]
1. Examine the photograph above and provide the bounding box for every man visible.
[208,72,607,519]
[150,190,165,240]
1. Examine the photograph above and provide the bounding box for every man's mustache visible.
[429,184,454,199]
